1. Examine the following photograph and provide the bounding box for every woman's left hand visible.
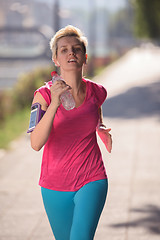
[97,124,112,153]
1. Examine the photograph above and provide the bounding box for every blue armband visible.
[27,103,45,133]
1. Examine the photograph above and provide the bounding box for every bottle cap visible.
[51,71,57,77]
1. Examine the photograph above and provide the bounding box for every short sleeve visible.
[92,82,107,107]
[34,81,52,106]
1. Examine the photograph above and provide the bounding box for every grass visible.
[0,108,30,149]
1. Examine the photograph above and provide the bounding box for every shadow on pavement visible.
[103,80,160,119]
[110,204,160,235]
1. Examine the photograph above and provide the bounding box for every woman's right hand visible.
[50,80,71,108]
[30,80,71,151]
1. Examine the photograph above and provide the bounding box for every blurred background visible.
[0,0,144,89]
[0,1,160,239]
[0,0,138,148]
[1,0,160,148]
[1,0,160,146]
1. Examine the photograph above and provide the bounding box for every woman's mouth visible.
[68,59,77,63]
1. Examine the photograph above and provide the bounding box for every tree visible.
[131,0,160,40]
[108,7,134,38]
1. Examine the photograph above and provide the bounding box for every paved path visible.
[0,45,160,240]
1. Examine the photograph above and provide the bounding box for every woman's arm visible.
[30,80,70,151]
[30,92,58,151]
[98,106,106,127]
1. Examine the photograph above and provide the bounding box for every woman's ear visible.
[85,53,88,64]
[53,58,60,67]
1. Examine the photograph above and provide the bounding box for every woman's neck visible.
[61,71,83,95]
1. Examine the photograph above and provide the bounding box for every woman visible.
[30,25,112,240]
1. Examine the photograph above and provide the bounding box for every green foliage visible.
[14,66,53,109]
[131,0,160,40]
[0,65,53,122]
[0,90,14,122]
[0,65,54,148]
[108,6,134,38]
[0,108,30,149]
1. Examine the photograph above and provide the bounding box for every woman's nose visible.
[69,48,75,55]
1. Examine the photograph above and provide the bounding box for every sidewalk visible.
[95,45,160,240]
[0,46,160,240]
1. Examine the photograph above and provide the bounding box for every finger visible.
[107,139,112,153]
[51,81,69,89]
[61,85,71,93]
[56,80,68,87]
[104,128,111,133]
[57,82,72,91]
[98,125,107,130]
[50,85,61,93]
[99,127,111,132]
[66,85,72,90]
[52,80,64,89]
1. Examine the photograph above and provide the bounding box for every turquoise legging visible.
[41,179,108,240]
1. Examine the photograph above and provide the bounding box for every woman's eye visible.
[75,48,81,52]
[61,48,67,53]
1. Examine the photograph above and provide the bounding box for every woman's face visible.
[54,36,87,73]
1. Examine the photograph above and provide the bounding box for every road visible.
[0,44,160,240]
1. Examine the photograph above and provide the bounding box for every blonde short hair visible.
[50,25,88,60]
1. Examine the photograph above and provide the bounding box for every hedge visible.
[0,65,54,124]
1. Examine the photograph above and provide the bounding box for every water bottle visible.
[52,71,75,110]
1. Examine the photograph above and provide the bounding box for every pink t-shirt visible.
[35,78,107,191]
